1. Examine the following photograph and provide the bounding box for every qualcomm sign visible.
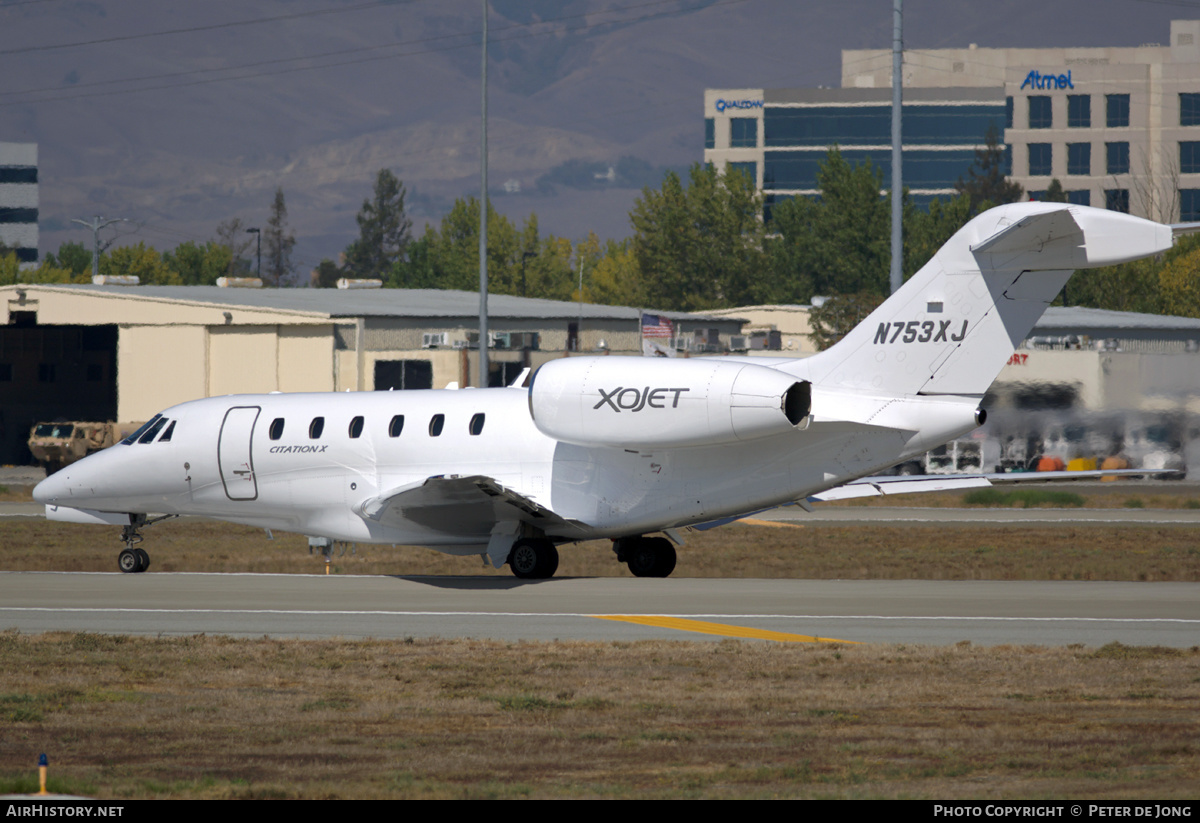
[1020,69,1074,90]
[715,98,763,113]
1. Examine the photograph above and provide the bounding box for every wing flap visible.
[357,475,587,538]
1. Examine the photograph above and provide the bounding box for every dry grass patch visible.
[0,632,1195,799]
[3,519,1200,580]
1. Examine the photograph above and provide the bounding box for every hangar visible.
[0,283,743,465]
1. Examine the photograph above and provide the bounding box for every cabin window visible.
[469,413,485,435]
[309,417,325,439]
[429,414,444,437]
[269,418,285,440]
[348,416,364,438]
[138,417,168,444]
[158,421,176,442]
[388,415,405,437]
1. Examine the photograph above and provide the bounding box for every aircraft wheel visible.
[118,549,140,574]
[626,537,676,578]
[508,539,559,579]
[134,548,150,573]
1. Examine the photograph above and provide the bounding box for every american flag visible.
[641,313,673,339]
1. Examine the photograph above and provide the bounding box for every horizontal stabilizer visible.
[969,207,1082,256]
[969,205,1171,270]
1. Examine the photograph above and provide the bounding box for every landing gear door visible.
[218,406,261,501]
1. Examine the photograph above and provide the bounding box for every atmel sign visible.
[1020,69,1074,90]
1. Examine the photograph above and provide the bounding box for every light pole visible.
[70,215,129,281]
[478,0,489,387]
[245,227,261,281]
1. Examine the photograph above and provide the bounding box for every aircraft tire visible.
[626,537,676,578]
[118,549,140,574]
[134,548,150,573]
[508,539,559,579]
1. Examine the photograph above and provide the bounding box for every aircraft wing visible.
[357,475,589,540]
[691,468,1171,531]
[809,468,1168,502]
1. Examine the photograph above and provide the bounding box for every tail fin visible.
[799,202,1172,397]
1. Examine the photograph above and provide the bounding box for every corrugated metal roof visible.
[20,284,742,323]
[1036,306,1200,331]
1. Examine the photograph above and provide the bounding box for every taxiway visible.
[1,572,1195,647]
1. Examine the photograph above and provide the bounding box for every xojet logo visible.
[715,98,763,113]
[1020,69,1074,90]
[594,387,690,412]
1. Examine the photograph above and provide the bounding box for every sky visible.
[0,0,1193,274]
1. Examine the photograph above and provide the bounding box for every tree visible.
[955,124,1023,215]
[310,259,341,288]
[343,169,412,279]
[44,242,92,277]
[214,218,255,278]
[1043,178,1067,203]
[163,241,232,285]
[903,193,973,279]
[1130,145,1181,224]
[388,197,578,300]
[807,293,884,351]
[582,238,642,307]
[629,163,767,311]
[263,188,296,287]
[766,149,891,302]
[100,243,182,285]
[1157,234,1200,316]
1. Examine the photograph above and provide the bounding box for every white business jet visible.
[33,202,1173,578]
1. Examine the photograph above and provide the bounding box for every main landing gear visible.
[503,534,678,580]
[116,513,173,573]
[507,538,559,579]
[613,535,677,578]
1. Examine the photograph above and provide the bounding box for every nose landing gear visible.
[116,514,173,573]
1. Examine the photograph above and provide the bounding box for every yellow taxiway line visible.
[593,615,856,643]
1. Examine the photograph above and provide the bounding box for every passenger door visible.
[218,406,260,501]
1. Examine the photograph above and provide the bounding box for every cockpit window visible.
[137,417,168,444]
[122,415,162,445]
[309,417,325,439]
[158,420,176,442]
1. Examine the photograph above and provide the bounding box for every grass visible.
[0,631,1196,800]
[2,483,1198,799]
[3,518,1199,581]
[961,488,1086,508]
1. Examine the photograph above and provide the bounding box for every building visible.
[0,143,37,269]
[705,87,1006,215]
[707,19,1200,222]
[0,283,743,464]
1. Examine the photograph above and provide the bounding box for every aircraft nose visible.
[32,469,70,505]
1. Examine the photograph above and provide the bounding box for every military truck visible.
[27,421,142,474]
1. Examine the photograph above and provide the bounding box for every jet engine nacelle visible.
[528,356,811,449]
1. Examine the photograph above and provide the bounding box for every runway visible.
[1,571,1195,647]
